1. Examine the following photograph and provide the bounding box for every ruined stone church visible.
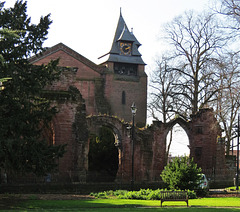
[28,12,233,184]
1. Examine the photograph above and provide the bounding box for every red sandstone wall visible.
[104,64,147,125]
[190,109,221,171]
[32,50,101,116]
[52,102,78,181]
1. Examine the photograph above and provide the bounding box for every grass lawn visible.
[0,197,239,211]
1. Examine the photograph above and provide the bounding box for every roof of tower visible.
[98,10,145,65]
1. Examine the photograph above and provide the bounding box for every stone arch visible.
[164,118,191,138]
[86,115,132,182]
[150,109,226,181]
[87,116,124,148]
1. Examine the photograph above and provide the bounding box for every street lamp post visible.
[131,102,137,191]
[236,114,239,190]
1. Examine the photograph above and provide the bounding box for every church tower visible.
[99,10,147,126]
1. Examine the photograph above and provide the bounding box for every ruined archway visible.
[85,112,221,183]
[86,115,132,183]
[47,107,230,184]
[87,126,119,182]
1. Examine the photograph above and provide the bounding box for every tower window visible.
[122,91,126,105]
[114,63,137,76]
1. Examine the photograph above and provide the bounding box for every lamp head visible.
[131,102,137,116]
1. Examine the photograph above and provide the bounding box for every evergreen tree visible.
[161,156,202,190]
[0,1,65,177]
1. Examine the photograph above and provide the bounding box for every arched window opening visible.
[166,124,190,163]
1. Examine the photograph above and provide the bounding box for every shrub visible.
[160,156,202,190]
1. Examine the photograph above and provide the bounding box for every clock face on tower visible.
[120,42,132,55]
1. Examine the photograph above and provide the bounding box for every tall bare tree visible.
[215,0,240,26]
[149,56,182,161]
[149,56,180,123]
[162,11,229,118]
[213,52,240,154]
[212,0,240,154]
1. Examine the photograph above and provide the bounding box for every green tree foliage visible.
[0,28,19,66]
[160,156,202,190]
[0,29,16,87]
[0,1,65,176]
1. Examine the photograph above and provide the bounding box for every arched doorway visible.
[87,126,119,182]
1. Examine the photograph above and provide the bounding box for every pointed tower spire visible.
[98,11,145,65]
